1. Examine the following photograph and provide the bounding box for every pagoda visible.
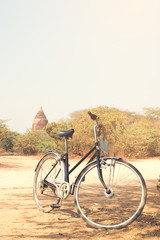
[32,106,48,130]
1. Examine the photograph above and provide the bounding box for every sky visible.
[0,0,160,133]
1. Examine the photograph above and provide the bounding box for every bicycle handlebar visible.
[88,111,98,121]
[88,111,107,140]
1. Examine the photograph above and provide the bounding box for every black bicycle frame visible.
[64,145,97,182]
[42,135,108,192]
[63,140,108,192]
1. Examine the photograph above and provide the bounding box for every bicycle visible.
[33,111,147,229]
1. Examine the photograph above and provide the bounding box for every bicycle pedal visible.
[50,204,61,209]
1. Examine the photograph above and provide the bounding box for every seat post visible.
[64,137,69,182]
[65,137,68,154]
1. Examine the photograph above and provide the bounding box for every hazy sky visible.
[0,0,160,133]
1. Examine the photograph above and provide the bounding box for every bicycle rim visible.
[33,154,64,212]
[74,158,147,229]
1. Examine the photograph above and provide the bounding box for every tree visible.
[14,131,56,155]
[45,121,73,152]
[143,107,160,119]
[0,120,18,152]
[0,120,8,141]
[45,106,160,158]
[0,131,18,152]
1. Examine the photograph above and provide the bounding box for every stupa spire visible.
[32,106,48,130]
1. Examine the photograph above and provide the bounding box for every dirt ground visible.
[0,155,160,240]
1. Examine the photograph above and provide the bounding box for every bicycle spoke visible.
[33,153,64,212]
[74,159,146,229]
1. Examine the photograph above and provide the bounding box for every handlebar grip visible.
[88,111,98,120]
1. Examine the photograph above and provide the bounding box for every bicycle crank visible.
[59,182,70,199]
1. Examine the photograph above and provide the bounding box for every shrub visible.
[14,131,56,155]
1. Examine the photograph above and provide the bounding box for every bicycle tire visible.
[33,152,65,213]
[74,158,147,229]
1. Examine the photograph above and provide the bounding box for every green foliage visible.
[119,124,158,158]
[14,132,38,155]
[0,131,18,152]
[144,107,160,119]
[0,120,18,152]
[45,121,73,152]
[0,120,8,141]
[2,106,160,158]
[14,131,55,155]
[36,134,56,152]
[46,106,160,158]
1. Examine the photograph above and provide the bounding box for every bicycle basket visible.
[100,137,108,153]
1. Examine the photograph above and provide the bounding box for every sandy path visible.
[0,155,160,240]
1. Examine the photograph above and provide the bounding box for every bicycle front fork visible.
[97,155,116,195]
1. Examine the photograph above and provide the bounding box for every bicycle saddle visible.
[57,129,74,138]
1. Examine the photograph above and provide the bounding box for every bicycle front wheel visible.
[74,158,147,229]
[33,152,65,213]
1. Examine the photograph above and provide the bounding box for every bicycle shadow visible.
[1,179,160,240]
[134,179,160,239]
[42,179,160,239]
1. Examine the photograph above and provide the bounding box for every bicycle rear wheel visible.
[33,152,65,213]
[74,158,147,229]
